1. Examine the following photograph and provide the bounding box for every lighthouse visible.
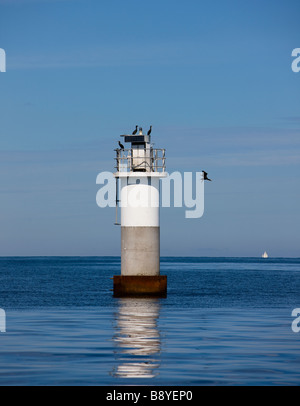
[113,127,167,297]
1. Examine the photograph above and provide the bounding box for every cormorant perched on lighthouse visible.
[132,125,138,135]
[118,141,124,149]
[147,125,152,136]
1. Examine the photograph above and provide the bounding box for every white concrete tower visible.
[113,126,167,297]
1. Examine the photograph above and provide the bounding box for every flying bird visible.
[202,171,212,181]
[147,125,152,136]
[118,141,124,149]
[132,125,138,135]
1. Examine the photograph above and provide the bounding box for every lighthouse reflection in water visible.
[112,298,161,379]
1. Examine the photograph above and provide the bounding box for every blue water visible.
[0,257,300,385]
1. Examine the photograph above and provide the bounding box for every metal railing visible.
[114,148,166,173]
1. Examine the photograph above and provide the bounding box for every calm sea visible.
[0,256,299,386]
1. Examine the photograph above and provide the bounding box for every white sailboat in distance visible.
[262,251,268,258]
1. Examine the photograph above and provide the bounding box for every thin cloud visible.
[281,116,300,123]
[169,149,300,168]
[207,150,300,167]
[8,41,198,70]
[159,125,300,151]
[7,36,246,70]
[0,0,75,4]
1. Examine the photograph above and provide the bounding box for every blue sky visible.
[0,0,299,256]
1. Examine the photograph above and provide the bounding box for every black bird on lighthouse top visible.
[147,125,152,136]
[132,125,138,135]
[118,140,124,149]
[203,171,212,181]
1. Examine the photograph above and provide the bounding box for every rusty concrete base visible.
[113,275,167,298]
